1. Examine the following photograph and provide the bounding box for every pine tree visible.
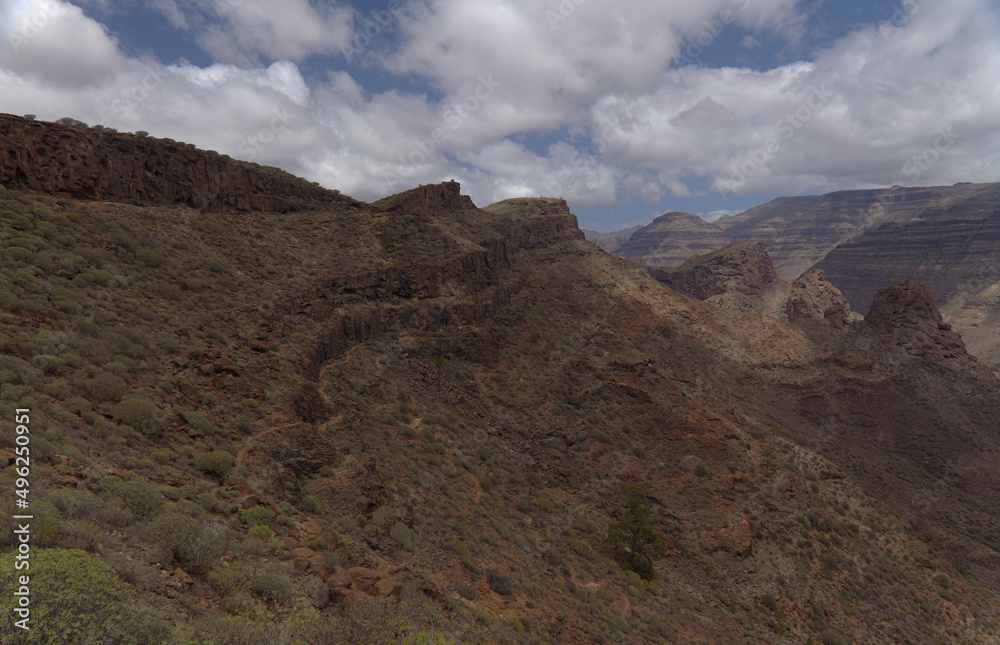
[605,484,666,579]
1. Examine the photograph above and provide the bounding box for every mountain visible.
[615,212,729,267]
[617,181,1000,370]
[3,114,1000,644]
[624,183,1000,279]
[581,225,643,254]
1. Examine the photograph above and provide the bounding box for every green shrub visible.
[31,354,64,374]
[135,249,164,266]
[0,355,42,385]
[373,505,394,528]
[55,299,83,315]
[0,549,171,644]
[207,567,245,597]
[148,512,226,574]
[251,572,291,604]
[119,480,164,518]
[179,410,210,431]
[235,413,253,433]
[390,522,415,551]
[302,495,325,514]
[194,450,234,479]
[568,538,598,560]
[487,569,514,596]
[62,519,103,552]
[241,505,276,528]
[196,493,226,514]
[933,573,951,589]
[820,631,847,645]
[457,580,477,600]
[112,398,163,437]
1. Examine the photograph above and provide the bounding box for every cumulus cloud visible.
[151,0,355,65]
[0,0,997,216]
[0,0,126,87]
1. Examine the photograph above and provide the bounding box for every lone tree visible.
[606,484,666,579]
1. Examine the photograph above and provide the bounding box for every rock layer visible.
[0,113,347,212]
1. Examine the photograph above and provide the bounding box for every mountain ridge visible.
[2,115,1000,644]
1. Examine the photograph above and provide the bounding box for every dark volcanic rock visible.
[864,281,975,370]
[0,113,347,212]
[660,241,777,300]
[786,269,852,328]
[616,212,728,268]
[812,212,1000,313]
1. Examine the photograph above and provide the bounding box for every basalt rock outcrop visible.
[863,281,977,371]
[0,112,347,212]
[786,269,852,329]
[655,241,783,314]
[812,211,1000,313]
[615,212,729,267]
[652,241,855,326]
[611,182,1000,280]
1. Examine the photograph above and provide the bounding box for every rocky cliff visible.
[863,281,978,372]
[0,112,348,212]
[811,212,1000,313]
[786,269,853,329]
[615,211,729,266]
[618,183,1000,279]
[653,241,854,328]
[581,225,643,253]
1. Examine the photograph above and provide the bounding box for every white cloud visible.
[0,0,998,216]
[0,0,126,87]
[153,0,355,64]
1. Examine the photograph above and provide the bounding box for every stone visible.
[174,568,193,586]
[372,578,402,598]
[328,567,352,589]
[347,566,379,592]
[306,578,331,610]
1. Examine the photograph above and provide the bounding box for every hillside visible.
[2,115,1000,644]
[621,183,1000,279]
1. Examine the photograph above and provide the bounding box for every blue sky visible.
[1,0,998,231]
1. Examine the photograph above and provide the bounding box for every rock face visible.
[616,212,729,267]
[582,225,643,253]
[864,281,976,370]
[0,113,347,212]
[812,212,1000,313]
[786,269,852,329]
[653,242,854,325]
[380,180,476,214]
[617,183,1000,280]
[657,241,778,307]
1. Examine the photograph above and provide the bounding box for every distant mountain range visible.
[587,182,1000,368]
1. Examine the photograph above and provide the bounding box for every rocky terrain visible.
[2,115,1000,644]
[606,182,1000,370]
[581,226,643,254]
[614,212,729,267]
[0,113,351,213]
[650,241,855,330]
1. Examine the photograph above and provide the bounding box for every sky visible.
[0,0,998,231]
